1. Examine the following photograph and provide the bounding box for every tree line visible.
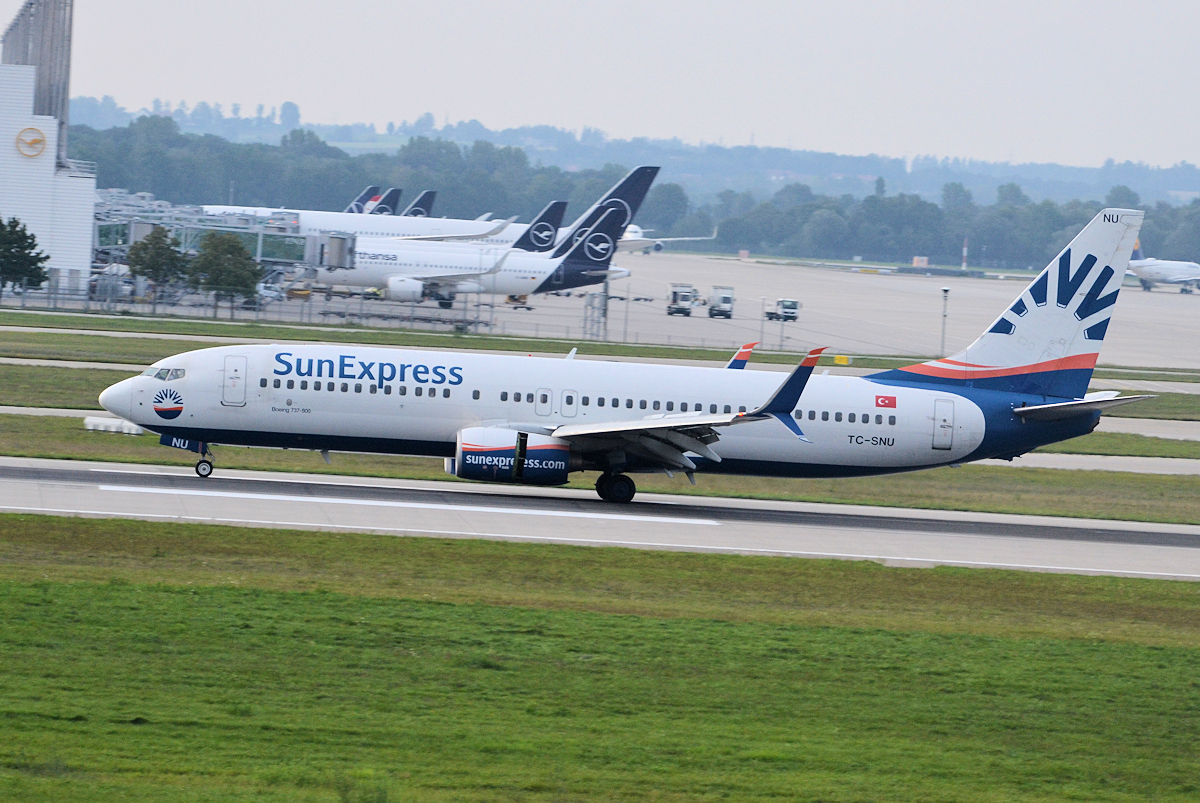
[67,117,1200,269]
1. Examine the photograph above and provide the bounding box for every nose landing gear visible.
[194,443,214,478]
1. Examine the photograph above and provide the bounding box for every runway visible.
[2,456,1198,582]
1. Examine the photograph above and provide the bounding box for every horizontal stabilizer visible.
[1013,392,1155,421]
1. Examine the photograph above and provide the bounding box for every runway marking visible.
[97,485,721,526]
[2,504,1199,581]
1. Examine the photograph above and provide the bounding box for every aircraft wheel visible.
[606,474,636,504]
[195,459,214,478]
[595,474,612,501]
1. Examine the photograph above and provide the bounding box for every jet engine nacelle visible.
[447,426,572,486]
[385,276,424,302]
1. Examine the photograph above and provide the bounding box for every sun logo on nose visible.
[153,388,184,419]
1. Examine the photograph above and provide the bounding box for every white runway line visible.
[97,484,721,525]
[4,502,1199,580]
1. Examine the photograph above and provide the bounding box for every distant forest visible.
[67,98,1200,268]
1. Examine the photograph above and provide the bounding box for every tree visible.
[279,101,301,131]
[996,183,1031,207]
[639,183,689,231]
[126,226,187,314]
[1105,185,1141,208]
[0,217,49,302]
[189,232,261,319]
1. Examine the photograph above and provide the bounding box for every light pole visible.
[940,287,950,355]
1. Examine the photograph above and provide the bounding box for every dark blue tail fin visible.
[344,185,380,213]
[552,166,660,257]
[402,190,436,217]
[368,188,402,215]
[512,201,568,252]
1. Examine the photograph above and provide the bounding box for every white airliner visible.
[1127,240,1200,293]
[620,224,719,254]
[99,209,1149,503]
[339,200,589,304]
[203,166,660,250]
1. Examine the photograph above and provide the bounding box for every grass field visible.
[0,514,1198,800]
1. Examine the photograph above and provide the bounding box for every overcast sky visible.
[3,0,1195,167]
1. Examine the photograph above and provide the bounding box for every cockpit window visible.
[143,367,186,380]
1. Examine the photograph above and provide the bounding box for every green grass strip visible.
[0,516,1197,800]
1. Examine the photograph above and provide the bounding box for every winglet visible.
[724,341,760,370]
[744,347,826,439]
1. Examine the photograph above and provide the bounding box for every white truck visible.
[707,285,734,318]
[764,298,799,322]
[667,283,696,316]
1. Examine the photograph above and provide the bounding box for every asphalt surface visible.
[1,456,1197,581]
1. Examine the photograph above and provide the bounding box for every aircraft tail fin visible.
[368,187,402,215]
[344,185,380,214]
[512,201,568,252]
[559,207,624,269]
[402,190,436,217]
[552,166,660,257]
[1131,238,1144,261]
[869,208,1144,399]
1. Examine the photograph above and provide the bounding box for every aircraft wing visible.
[620,227,718,253]
[548,348,826,471]
[392,217,516,242]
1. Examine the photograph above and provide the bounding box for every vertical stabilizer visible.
[869,208,1143,398]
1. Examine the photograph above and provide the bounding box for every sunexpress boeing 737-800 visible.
[99,209,1150,503]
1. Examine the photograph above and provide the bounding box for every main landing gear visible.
[595,473,636,503]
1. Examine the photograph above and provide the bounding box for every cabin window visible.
[611,398,618,408]
[326,382,334,391]
[889,415,896,425]
[738,406,747,413]
[415,387,423,397]
[626,399,633,409]
[598,397,606,407]
[384,385,392,395]
[285,379,293,389]
[724,405,732,414]
[341,382,348,392]
[300,380,308,390]
[539,392,549,404]
[398,386,407,396]
[259,378,267,388]
[666,401,674,411]
[526,393,534,403]
[369,385,377,394]
[273,379,281,389]
[821,411,829,421]
[581,395,589,406]
[680,403,688,412]
[443,388,450,398]
[652,401,661,411]
[565,394,574,405]
[710,404,717,413]
[472,390,480,400]
[354,383,362,393]
[848,413,856,423]
[808,410,816,420]
[640,400,647,410]
[500,391,508,401]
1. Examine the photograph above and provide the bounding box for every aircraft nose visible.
[99,378,133,420]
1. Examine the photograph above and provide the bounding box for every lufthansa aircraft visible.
[204,166,660,250]
[1128,240,1200,293]
[99,209,1149,503]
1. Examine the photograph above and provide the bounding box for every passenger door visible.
[221,355,247,407]
[932,398,954,450]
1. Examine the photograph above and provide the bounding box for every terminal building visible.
[1,0,95,293]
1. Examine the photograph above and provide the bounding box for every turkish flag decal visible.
[875,395,897,408]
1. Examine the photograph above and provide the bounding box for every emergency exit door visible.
[932,398,954,450]
[222,355,247,406]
